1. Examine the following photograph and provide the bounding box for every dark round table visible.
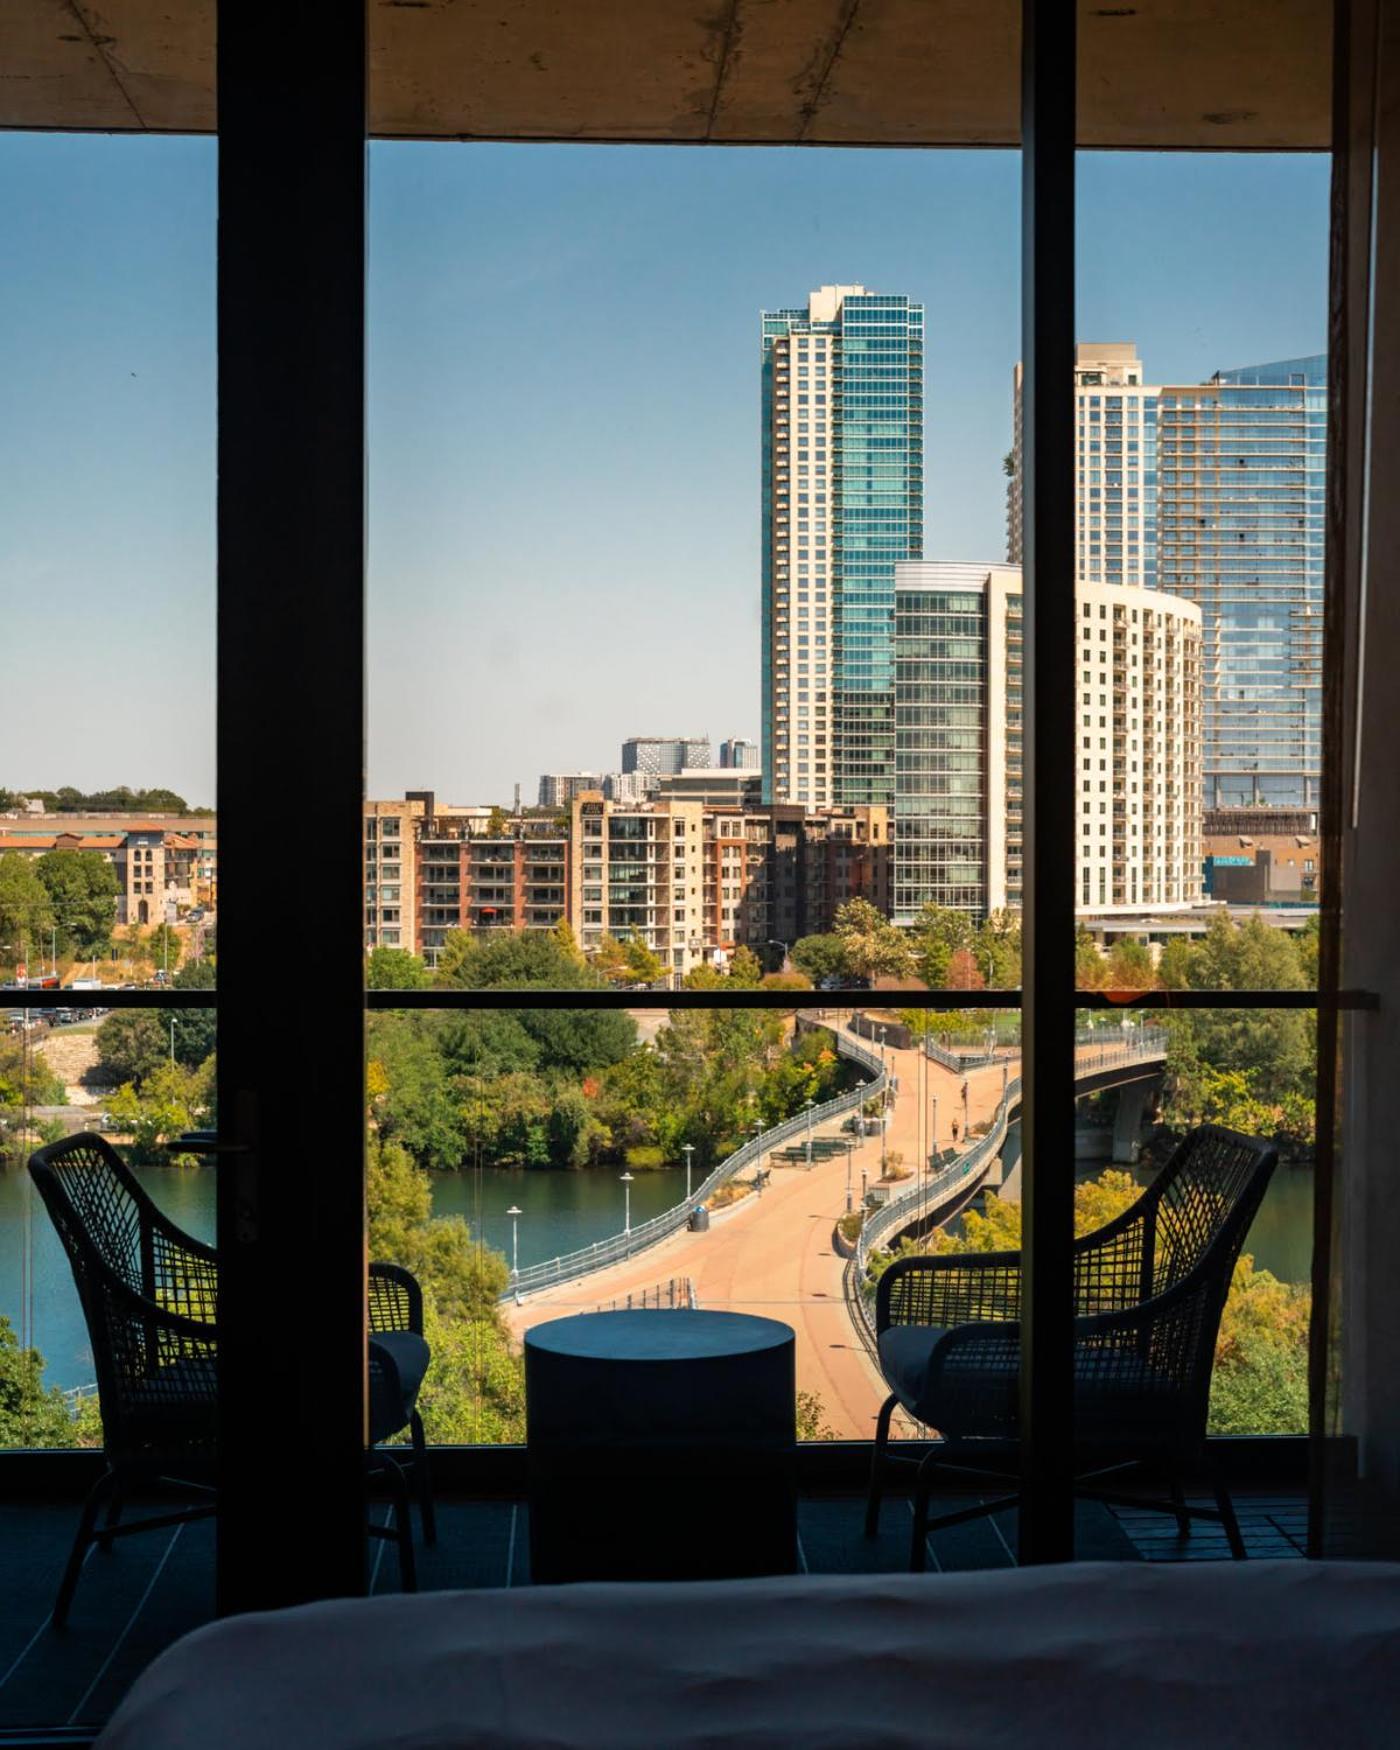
[525,1309,796,1584]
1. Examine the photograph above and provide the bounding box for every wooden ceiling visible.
[2,1,1330,149]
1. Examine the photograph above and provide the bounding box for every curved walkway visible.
[504,1020,1008,1439]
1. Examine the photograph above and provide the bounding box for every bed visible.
[96,1559,1400,1748]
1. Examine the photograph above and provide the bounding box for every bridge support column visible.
[1111,1080,1156,1164]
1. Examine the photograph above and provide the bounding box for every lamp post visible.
[751,1118,764,1193]
[682,1142,695,1202]
[861,1166,868,1208]
[766,938,789,975]
[620,1171,634,1238]
[804,1096,815,1168]
[845,1139,854,1214]
[506,1204,522,1278]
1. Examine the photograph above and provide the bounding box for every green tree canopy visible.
[0,1316,74,1447]
[434,929,603,991]
[33,850,118,958]
[790,933,851,985]
[1104,937,1156,989]
[833,899,914,982]
[366,946,432,991]
[94,1009,169,1090]
[910,904,974,987]
[0,854,55,965]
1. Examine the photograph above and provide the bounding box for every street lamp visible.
[845,1139,854,1214]
[804,1096,815,1168]
[766,938,789,974]
[682,1142,695,1202]
[861,1166,868,1207]
[620,1170,634,1236]
[506,1204,522,1277]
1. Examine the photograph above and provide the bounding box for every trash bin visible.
[688,1205,710,1232]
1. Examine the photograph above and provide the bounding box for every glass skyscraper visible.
[761,285,923,808]
[1156,356,1326,811]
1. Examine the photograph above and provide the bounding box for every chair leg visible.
[910,1450,941,1573]
[864,1394,898,1539]
[53,1467,117,1630]
[410,1411,436,1547]
[381,1458,418,1593]
[1169,1473,1191,1539]
[1211,1465,1248,1561]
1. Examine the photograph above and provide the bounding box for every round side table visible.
[525,1309,796,1584]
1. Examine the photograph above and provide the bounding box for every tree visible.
[366,946,432,991]
[974,909,1022,987]
[368,1138,523,1443]
[485,805,510,838]
[1075,926,1107,990]
[145,922,183,977]
[946,947,985,991]
[909,903,973,987]
[0,1316,75,1448]
[762,970,813,991]
[0,853,54,965]
[434,929,602,991]
[94,1009,169,1090]
[833,898,914,981]
[789,933,850,986]
[728,946,764,988]
[33,851,119,958]
[1104,937,1156,990]
[1156,937,1196,991]
[105,1058,215,1164]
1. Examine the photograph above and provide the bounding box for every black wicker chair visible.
[28,1132,434,1625]
[865,1123,1279,1570]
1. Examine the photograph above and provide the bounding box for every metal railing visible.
[591,1276,698,1312]
[504,1019,886,1299]
[846,1028,1168,1350]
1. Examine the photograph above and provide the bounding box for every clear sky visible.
[0,138,1328,807]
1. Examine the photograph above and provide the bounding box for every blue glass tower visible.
[1156,355,1326,811]
[761,286,923,808]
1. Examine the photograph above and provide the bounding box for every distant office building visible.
[602,771,657,804]
[620,736,711,775]
[1157,356,1325,811]
[719,737,761,770]
[893,561,1203,921]
[654,768,763,807]
[761,285,924,810]
[538,772,605,809]
[1007,344,1324,815]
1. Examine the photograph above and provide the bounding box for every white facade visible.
[764,288,853,809]
[1009,344,1158,589]
[894,561,1203,919]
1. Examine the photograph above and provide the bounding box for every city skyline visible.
[1,139,1327,805]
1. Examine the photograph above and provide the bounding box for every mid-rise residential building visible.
[0,814,219,929]
[619,736,711,775]
[719,738,761,769]
[366,793,891,974]
[1007,343,1324,816]
[761,284,924,810]
[893,561,1202,921]
[654,769,762,807]
[537,772,605,808]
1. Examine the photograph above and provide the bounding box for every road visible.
[504,1019,1011,1439]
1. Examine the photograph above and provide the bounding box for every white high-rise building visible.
[894,561,1203,920]
[1009,344,1158,589]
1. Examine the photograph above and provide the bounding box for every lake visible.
[0,1161,688,1393]
[0,1137,1312,1396]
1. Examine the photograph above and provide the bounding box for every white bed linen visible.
[97,1560,1400,1749]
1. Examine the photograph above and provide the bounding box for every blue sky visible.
[0,138,1328,806]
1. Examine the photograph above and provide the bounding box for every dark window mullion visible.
[1019,0,1079,1566]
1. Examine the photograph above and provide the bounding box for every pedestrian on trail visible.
[951,1119,960,1144]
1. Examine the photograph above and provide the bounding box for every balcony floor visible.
[0,1488,1306,1735]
